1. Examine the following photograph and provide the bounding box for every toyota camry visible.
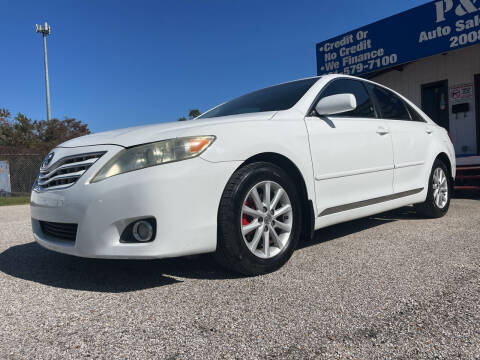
[31,74,456,275]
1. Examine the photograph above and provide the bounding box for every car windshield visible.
[198,78,320,119]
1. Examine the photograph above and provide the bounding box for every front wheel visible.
[215,162,302,276]
[414,159,451,218]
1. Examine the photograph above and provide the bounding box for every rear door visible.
[305,79,394,216]
[368,84,431,193]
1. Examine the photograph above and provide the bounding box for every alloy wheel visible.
[240,181,293,259]
[432,167,448,209]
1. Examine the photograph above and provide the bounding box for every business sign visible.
[316,0,480,76]
[449,83,474,101]
[0,161,11,193]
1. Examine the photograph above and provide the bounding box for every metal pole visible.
[42,33,51,121]
[36,22,52,121]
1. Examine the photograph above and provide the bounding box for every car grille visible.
[40,221,78,241]
[36,152,106,191]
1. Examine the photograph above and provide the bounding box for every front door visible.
[476,74,480,155]
[305,78,394,216]
[422,80,449,131]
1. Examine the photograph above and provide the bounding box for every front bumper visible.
[31,145,241,259]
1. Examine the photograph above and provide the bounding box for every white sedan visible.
[31,74,455,275]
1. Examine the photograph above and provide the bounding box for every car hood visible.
[58,112,277,148]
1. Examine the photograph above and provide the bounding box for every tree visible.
[35,118,90,145]
[12,113,36,147]
[0,109,13,145]
[188,109,201,119]
[0,108,11,121]
[0,107,91,155]
[177,109,201,121]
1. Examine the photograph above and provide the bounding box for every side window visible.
[318,79,376,118]
[370,85,410,120]
[405,102,426,122]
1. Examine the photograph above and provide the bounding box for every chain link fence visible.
[0,154,44,196]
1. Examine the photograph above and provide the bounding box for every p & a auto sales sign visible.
[316,0,480,76]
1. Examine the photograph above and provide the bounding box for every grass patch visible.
[0,196,30,206]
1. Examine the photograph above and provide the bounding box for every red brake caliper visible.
[242,199,255,226]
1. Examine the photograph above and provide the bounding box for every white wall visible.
[371,44,480,156]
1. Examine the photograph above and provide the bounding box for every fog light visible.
[132,220,154,242]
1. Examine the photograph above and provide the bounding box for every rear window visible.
[405,102,426,122]
[199,78,319,119]
[369,85,410,120]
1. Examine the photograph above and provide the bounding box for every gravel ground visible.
[0,199,479,359]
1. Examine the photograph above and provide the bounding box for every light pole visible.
[36,22,52,121]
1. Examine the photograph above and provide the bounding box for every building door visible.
[476,74,480,155]
[422,80,449,131]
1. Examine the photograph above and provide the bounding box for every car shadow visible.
[298,206,416,250]
[0,243,242,293]
[0,207,417,292]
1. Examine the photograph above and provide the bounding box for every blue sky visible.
[2,0,429,133]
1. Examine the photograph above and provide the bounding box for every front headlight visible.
[91,136,215,183]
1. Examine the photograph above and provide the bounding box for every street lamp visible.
[36,22,52,121]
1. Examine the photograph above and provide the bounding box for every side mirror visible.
[315,93,357,116]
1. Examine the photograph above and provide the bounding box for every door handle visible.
[425,127,434,134]
[376,126,390,135]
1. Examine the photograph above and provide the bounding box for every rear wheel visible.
[215,162,301,276]
[414,159,451,218]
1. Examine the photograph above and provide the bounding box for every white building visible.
[316,0,480,158]
[371,44,479,157]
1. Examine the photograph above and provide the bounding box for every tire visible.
[414,159,452,218]
[215,162,302,276]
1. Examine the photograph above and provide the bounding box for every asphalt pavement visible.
[0,199,479,359]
